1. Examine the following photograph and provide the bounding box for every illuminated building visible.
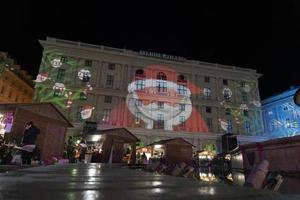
[0,52,34,103]
[262,86,300,138]
[35,37,267,151]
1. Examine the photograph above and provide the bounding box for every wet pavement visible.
[0,164,299,200]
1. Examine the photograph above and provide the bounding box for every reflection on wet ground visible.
[0,164,299,200]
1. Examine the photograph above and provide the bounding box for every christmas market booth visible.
[84,127,139,163]
[141,138,195,163]
[0,103,73,161]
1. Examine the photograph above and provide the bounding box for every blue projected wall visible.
[262,87,300,138]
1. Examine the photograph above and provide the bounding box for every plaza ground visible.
[0,164,299,200]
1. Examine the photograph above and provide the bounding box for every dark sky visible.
[1,1,300,99]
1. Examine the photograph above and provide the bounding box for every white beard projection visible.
[126,79,192,130]
[81,105,95,119]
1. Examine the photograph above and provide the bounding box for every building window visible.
[156,113,164,129]
[177,75,186,83]
[179,116,186,128]
[85,59,92,67]
[135,112,142,125]
[102,109,111,122]
[135,79,145,90]
[135,99,142,107]
[56,68,65,82]
[80,92,87,100]
[223,79,228,85]
[156,80,167,92]
[0,86,4,94]
[223,88,232,100]
[158,101,164,109]
[157,72,167,80]
[241,81,246,87]
[108,63,115,70]
[243,110,249,117]
[135,69,145,77]
[179,104,185,111]
[104,96,112,103]
[227,120,233,133]
[61,56,67,63]
[242,92,248,102]
[245,121,251,135]
[106,75,114,87]
[225,108,231,115]
[203,88,211,98]
[177,84,187,95]
[76,106,83,121]
[204,76,210,83]
[206,106,212,113]
[206,118,213,130]
[15,95,19,102]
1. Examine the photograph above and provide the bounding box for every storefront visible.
[0,103,72,160]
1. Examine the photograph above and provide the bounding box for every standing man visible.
[21,121,40,165]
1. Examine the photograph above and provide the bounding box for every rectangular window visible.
[177,84,187,95]
[108,63,115,70]
[179,116,186,128]
[241,81,246,87]
[156,80,167,92]
[56,68,65,82]
[61,56,67,63]
[102,109,111,122]
[158,101,164,109]
[204,76,210,83]
[206,118,213,130]
[245,121,251,134]
[242,92,248,102]
[225,108,231,115]
[85,59,92,67]
[135,99,142,106]
[179,104,185,111]
[223,79,228,85]
[157,113,164,129]
[227,120,233,133]
[135,112,142,125]
[206,106,212,113]
[104,96,112,103]
[243,110,249,117]
[203,88,211,98]
[15,95,19,102]
[135,79,145,90]
[106,75,114,87]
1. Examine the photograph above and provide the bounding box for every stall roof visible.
[147,137,195,147]
[0,102,73,127]
[96,127,139,143]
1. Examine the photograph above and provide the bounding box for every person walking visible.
[21,121,40,165]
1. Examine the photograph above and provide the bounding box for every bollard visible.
[245,160,269,189]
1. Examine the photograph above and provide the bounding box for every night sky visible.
[1,1,300,100]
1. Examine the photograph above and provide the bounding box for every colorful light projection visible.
[0,112,14,137]
[218,80,262,134]
[35,49,95,119]
[265,102,300,138]
[105,65,208,132]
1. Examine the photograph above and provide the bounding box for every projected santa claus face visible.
[126,66,196,131]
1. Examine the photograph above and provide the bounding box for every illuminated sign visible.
[139,51,186,62]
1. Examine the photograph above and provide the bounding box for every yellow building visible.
[0,52,34,103]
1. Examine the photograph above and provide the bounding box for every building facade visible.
[262,87,300,138]
[0,52,34,103]
[35,37,266,151]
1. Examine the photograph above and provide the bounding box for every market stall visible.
[84,127,139,163]
[0,103,72,161]
[146,138,195,163]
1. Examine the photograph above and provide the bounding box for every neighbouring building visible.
[0,52,34,103]
[34,37,267,151]
[262,86,300,138]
